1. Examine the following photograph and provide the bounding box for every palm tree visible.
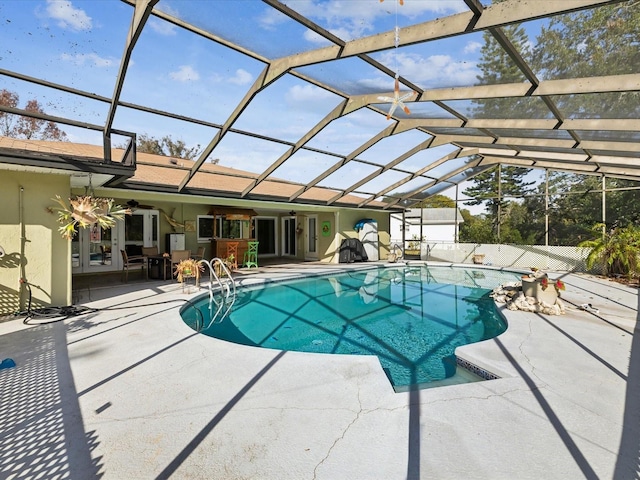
[579,223,640,278]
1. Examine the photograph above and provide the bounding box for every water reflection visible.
[183,266,520,389]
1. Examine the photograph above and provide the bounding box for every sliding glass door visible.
[282,217,296,256]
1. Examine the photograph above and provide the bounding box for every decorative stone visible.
[491,282,565,316]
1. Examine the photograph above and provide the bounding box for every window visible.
[197,215,214,243]
[218,218,242,239]
[197,215,243,242]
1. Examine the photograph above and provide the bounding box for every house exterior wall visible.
[331,210,390,263]
[93,194,215,258]
[0,172,395,318]
[1,171,71,317]
[92,194,393,265]
[316,211,335,262]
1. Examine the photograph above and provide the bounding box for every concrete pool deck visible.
[1,263,638,479]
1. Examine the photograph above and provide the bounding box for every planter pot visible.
[522,275,558,304]
[536,284,558,304]
[472,254,485,264]
[521,276,538,297]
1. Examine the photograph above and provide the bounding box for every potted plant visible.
[213,254,235,277]
[521,268,565,304]
[472,253,486,264]
[540,277,566,295]
[49,195,130,239]
[174,258,204,284]
[521,267,544,297]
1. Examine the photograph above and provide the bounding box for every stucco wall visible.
[102,196,210,257]
[331,210,391,263]
[0,171,71,317]
[317,212,336,262]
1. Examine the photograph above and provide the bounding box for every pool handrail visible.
[199,258,237,329]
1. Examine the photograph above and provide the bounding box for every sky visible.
[0,0,550,213]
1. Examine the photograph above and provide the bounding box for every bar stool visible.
[243,241,259,268]
[226,242,239,270]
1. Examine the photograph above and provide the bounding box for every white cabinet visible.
[166,233,185,253]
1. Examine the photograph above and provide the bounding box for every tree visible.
[136,133,203,160]
[521,173,640,246]
[541,173,602,246]
[499,202,538,244]
[461,1,640,246]
[0,89,18,136]
[0,89,67,141]
[472,4,548,119]
[605,178,640,228]
[462,166,534,242]
[466,13,537,243]
[458,209,493,243]
[532,2,640,116]
[415,194,455,208]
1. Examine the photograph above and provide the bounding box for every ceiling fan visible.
[126,199,154,210]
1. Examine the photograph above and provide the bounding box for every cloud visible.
[148,17,177,36]
[148,4,179,35]
[368,51,479,89]
[207,70,253,85]
[169,65,200,82]
[228,69,253,85]
[464,41,482,54]
[303,29,332,46]
[259,0,467,42]
[45,0,92,31]
[258,7,288,31]
[60,52,116,68]
[287,84,335,104]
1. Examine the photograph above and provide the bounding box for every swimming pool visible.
[180,265,521,390]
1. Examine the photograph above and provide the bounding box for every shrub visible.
[578,223,640,278]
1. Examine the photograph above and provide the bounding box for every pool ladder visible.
[197,257,237,330]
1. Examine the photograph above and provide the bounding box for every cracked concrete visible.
[0,265,638,479]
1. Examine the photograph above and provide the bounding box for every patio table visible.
[147,254,171,281]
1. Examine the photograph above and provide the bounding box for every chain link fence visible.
[390,240,596,274]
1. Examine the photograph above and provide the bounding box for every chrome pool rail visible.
[198,258,237,330]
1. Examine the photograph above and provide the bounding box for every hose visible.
[16,280,202,326]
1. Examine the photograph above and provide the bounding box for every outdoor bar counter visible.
[208,206,258,264]
[211,238,254,263]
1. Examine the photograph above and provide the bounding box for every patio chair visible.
[141,246,159,257]
[192,246,206,261]
[243,241,259,268]
[225,242,239,270]
[120,249,146,282]
[170,249,191,277]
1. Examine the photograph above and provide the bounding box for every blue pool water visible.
[181,265,521,389]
